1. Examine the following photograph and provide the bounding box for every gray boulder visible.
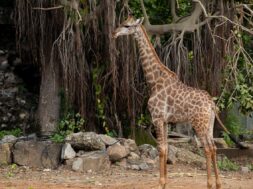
[76,150,85,157]
[107,144,129,162]
[121,138,139,154]
[167,145,178,164]
[241,166,249,174]
[61,143,76,160]
[65,132,105,151]
[64,158,75,169]
[0,143,12,165]
[139,144,158,160]
[1,135,17,144]
[13,140,62,169]
[127,152,140,161]
[127,159,151,170]
[72,151,110,172]
[72,158,83,172]
[115,158,127,168]
[214,138,228,148]
[139,162,149,170]
[99,134,118,146]
[176,147,205,167]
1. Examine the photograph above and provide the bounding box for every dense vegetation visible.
[15,0,253,141]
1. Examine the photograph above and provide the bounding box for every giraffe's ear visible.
[135,17,144,26]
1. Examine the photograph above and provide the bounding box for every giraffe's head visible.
[112,16,144,39]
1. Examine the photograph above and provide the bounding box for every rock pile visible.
[0,131,206,172]
[62,132,159,172]
[61,132,205,172]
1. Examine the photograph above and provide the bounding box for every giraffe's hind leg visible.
[208,111,222,189]
[211,139,222,189]
[202,135,222,189]
[200,136,213,189]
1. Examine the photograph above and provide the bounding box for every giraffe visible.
[112,16,223,189]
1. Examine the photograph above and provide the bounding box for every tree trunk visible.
[38,63,60,136]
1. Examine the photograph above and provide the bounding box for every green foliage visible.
[247,164,253,171]
[223,113,243,146]
[218,67,253,114]
[223,132,234,147]
[177,0,192,17]
[136,113,156,145]
[0,128,22,140]
[225,113,242,136]
[236,83,253,113]
[129,0,171,24]
[58,88,85,143]
[129,0,192,24]
[223,112,253,146]
[218,31,253,114]
[137,113,151,127]
[218,156,239,171]
[93,67,116,137]
[59,113,84,133]
[79,0,89,17]
[10,163,17,170]
[188,51,193,61]
[50,113,85,143]
[135,127,156,146]
[7,163,17,178]
[50,133,65,143]
[7,172,13,178]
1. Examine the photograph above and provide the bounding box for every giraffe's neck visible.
[134,26,176,88]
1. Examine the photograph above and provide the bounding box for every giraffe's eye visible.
[124,25,130,28]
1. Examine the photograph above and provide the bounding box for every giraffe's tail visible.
[212,106,249,149]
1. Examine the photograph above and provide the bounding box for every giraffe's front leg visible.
[153,119,168,189]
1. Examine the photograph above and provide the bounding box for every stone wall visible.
[0,51,38,133]
[0,2,38,134]
[0,0,14,25]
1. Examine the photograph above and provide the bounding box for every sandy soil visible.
[0,164,252,189]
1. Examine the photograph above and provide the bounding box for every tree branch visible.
[140,0,150,25]
[32,5,64,10]
[140,0,208,35]
[243,4,253,14]
[32,0,82,22]
[171,0,179,22]
[193,0,253,35]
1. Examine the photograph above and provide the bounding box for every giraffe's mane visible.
[140,26,177,78]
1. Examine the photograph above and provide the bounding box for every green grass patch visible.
[218,156,239,171]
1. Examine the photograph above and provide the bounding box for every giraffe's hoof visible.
[207,183,213,189]
[158,183,166,189]
[216,184,222,189]
[159,178,166,189]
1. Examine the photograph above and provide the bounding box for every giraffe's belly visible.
[165,110,189,123]
[148,101,189,123]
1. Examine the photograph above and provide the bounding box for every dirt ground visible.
[0,163,252,189]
